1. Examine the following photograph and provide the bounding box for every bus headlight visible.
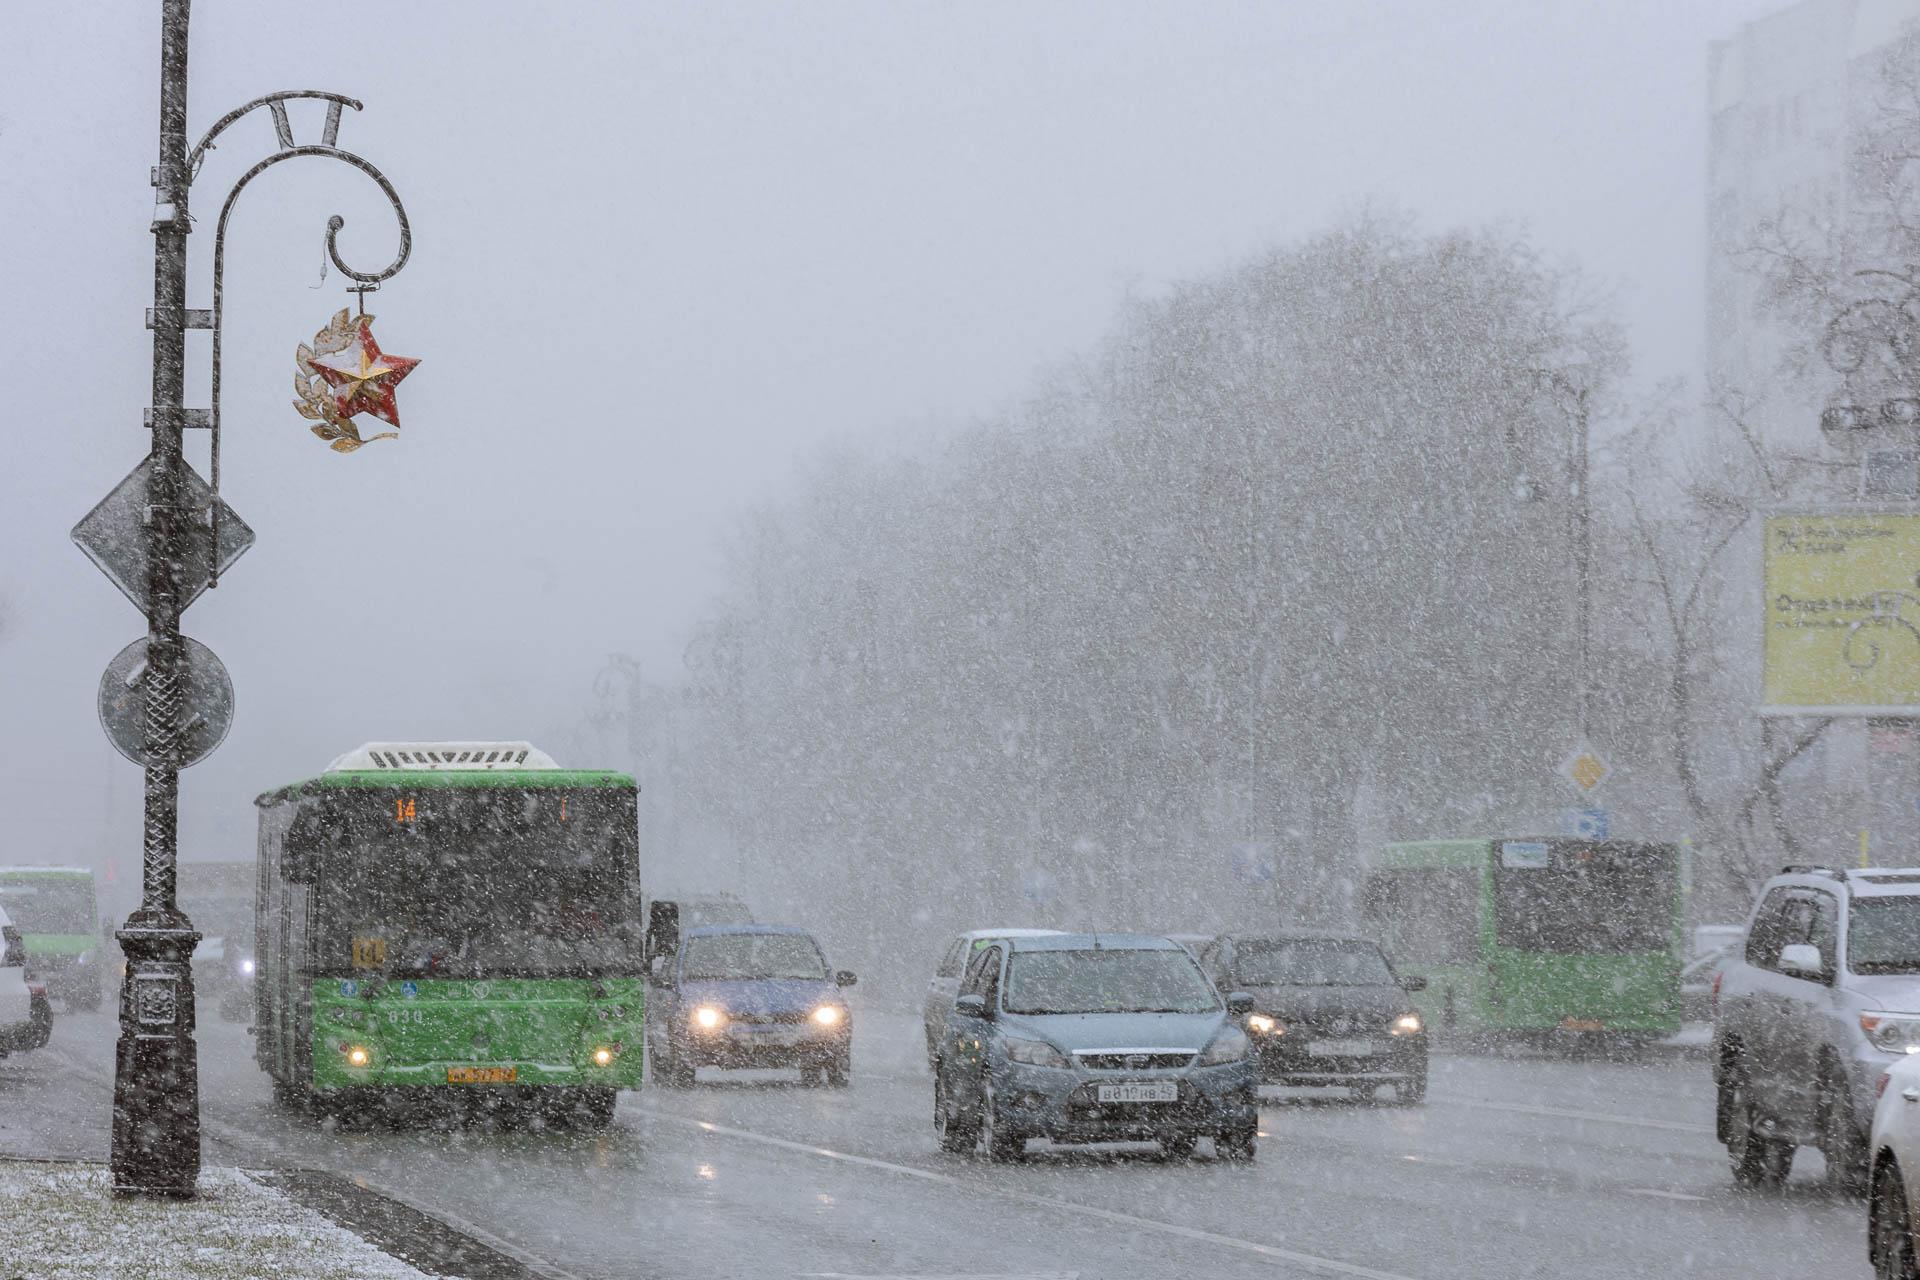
[692,1005,726,1031]
[240,958,256,976]
[1391,1013,1424,1036]
[592,1045,616,1067]
[1246,1013,1283,1036]
[344,1044,372,1068]
[811,1005,843,1027]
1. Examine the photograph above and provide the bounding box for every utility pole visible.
[87,0,418,1197]
[1572,383,1592,740]
[110,0,202,1198]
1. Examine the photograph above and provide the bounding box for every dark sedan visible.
[1196,932,1427,1104]
[646,924,855,1087]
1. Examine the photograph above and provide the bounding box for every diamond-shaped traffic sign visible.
[1558,741,1611,794]
[72,453,254,615]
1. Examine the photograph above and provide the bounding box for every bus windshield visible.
[0,878,95,934]
[1492,842,1674,955]
[305,787,641,978]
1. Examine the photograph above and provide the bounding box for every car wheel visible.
[1216,1123,1257,1161]
[1160,1133,1198,1160]
[798,1063,826,1087]
[1820,1062,1870,1196]
[1393,1074,1427,1106]
[1723,1069,1791,1189]
[934,1066,977,1154]
[1875,1161,1919,1280]
[979,1078,1025,1162]
[826,1050,851,1089]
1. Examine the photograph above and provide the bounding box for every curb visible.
[258,1169,544,1280]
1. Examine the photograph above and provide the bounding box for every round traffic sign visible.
[97,635,234,769]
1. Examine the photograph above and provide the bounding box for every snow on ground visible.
[0,1161,442,1280]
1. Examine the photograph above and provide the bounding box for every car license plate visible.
[446,1065,516,1084]
[1097,1081,1178,1104]
[735,1026,804,1044]
[1306,1039,1372,1057]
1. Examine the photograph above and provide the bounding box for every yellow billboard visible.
[1764,512,1920,715]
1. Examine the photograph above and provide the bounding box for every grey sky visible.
[1,0,1777,890]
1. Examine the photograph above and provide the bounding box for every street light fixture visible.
[103,0,415,1198]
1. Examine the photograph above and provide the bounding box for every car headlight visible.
[811,1004,844,1027]
[1200,1028,1252,1065]
[692,1005,727,1031]
[1861,1012,1920,1053]
[1390,1013,1424,1036]
[1246,1013,1284,1036]
[240,958,256,976]
[1003,1036,1070,1068]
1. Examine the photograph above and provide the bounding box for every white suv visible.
[1713,865,1920,1192]
[0,904,51,1056]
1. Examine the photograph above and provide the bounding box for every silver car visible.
[1869,1051,1920,1278]
[923,928,1064,1067]
[1714,864,1920,1193]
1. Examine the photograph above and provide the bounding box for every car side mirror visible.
[835,970,857,988]
[953,993,988,1020]
[1225,991,1255,1015]
[1778,943,1826,980]
[1400,975,1428,993]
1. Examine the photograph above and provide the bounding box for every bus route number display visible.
[392,797,417,824]
[352,936,388,969]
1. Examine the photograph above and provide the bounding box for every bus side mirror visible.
[1400,975,1428,993]
[647,900,680,963]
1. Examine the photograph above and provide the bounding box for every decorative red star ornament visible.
[293,309,422,452]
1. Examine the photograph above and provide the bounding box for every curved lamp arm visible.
[190,90,414,584]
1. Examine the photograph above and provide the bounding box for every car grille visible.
[725,1010,810,1025]
[1074,1051,1194,1071]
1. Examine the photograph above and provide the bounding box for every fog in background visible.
[1,1,1775,905]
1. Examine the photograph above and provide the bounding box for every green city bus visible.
[0,866,104,1010]
[1361,838,1683,1044]
[253,743,646,1126]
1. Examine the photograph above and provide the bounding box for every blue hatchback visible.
[931,934,1259,1161]
[646,924,856,1088]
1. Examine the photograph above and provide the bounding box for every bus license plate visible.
[447,1065,516,1084]
[1306,1039,1371,1057]
[1097,1081,1177,1104]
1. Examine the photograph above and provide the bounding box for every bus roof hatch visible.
[324,742,560,772]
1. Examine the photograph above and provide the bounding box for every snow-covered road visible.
[2,1010,1868,1279]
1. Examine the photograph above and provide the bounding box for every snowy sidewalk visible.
[0,1161,438,1280]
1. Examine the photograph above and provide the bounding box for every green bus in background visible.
[253,742,646,1127]
[0,867,104,1011]
[1361,838,1683,1045]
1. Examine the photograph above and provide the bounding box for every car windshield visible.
[0,879,95,934]
[1003,947,1219,1015]
[1235,939,1396,986]
[681,933,826,981]
[1849,897,1920,974]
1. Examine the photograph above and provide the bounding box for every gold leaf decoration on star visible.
[293,308,399,453]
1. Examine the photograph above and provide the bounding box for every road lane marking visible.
[636,1108,1417,1280]
[1444,1097,1712,1135]
[799,1274,1078,1279]
[1627,1188,1710,1202]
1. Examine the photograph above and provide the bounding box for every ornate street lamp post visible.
[103,0,414,1196]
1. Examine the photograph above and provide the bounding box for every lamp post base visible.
[109,913,202,1198]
